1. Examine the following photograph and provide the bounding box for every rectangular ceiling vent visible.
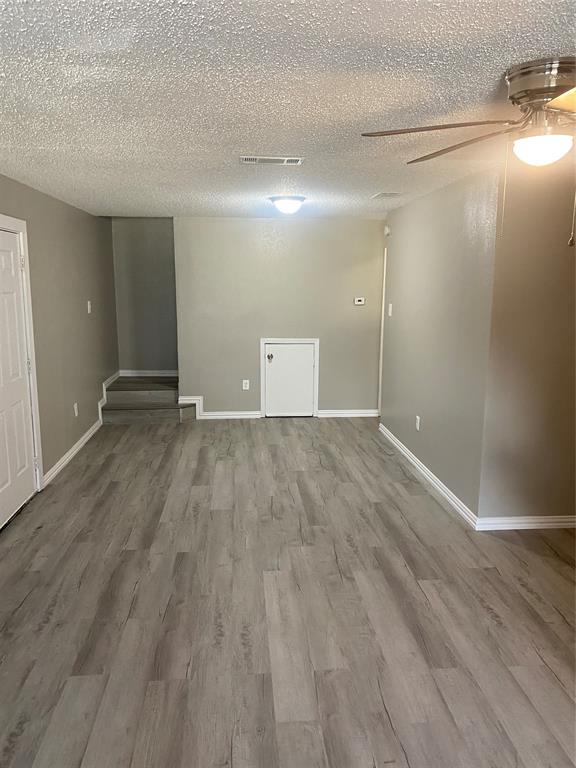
[240,156,304,166]
[371,191,402,200]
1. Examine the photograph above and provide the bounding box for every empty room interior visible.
[1,2,575,767]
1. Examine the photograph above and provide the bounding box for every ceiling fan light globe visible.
[269,196,305,214]
[512,134,573,166]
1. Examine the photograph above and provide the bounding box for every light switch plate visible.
[73,402,79,417]
[242,380,250,391]
[87,300,92,314]
[354,297,365,306]
[388,303,393,317]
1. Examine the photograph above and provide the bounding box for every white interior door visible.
[264,342,316,416]
[0,229,36,527]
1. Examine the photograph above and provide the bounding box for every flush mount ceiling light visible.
[361,56,576,166]
[269,195,306,214]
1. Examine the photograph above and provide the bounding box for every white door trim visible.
[260,338,319,417]
[0,213,43,492]
[377,244,387,414]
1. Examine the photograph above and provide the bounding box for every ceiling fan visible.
[362,57,576,166]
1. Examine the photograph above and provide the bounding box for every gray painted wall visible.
[380,172,499,513]
[174,217,384,412]
[112,218,177,372]
[478,150,575,520]
[381,159,575,521]
[0,173,118,473]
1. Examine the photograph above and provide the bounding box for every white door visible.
[264,342,316,416]
[0,229,36,527]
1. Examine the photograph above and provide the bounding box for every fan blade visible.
[362,119,517,137]
[407,126,518,164]
[545,87,576,113]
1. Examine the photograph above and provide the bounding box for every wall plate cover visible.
[354,297,365,306]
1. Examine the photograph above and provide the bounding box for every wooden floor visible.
[1,418,574,768]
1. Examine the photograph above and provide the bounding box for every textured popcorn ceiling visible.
[0,0,574,217]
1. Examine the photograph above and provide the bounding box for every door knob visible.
[267,353,274,361]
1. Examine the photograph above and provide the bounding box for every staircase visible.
[102,376,194,424]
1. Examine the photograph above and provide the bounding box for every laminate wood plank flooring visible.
[0,418,574,768]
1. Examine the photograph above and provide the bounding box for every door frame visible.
[0,213,43,492]
[260,338,319,417]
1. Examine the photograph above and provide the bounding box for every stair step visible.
[102,375,189,424]
[103,402,181,411]
[102,404,195,425]
[108,376,178,392]
[106,390,178,405]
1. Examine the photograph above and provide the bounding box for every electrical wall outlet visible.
[73,402,79,417]
[242,379,250,391]
[415,415,421,431]
[87,300,92,314]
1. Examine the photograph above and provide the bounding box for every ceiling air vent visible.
[239,156,304,166]
[371,191,402,200]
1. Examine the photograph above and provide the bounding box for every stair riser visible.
[103,408,183,425]
[106,389,178,405]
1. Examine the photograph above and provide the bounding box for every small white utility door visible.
[264,342,315,416]
[0,229,36,527]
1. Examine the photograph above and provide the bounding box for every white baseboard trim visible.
[378,423,477,529]
[202,411,263,420]
[378,423,576,532]
[43,418,101,486]
[475,516,576,531]
[179,397,379,421]
[178,396,262,420]
[318,409,379,418]
[43,370,120,487]
[178,395,202,407]
[98,370,120,422]
[119,369,178,377]
[103,371,120,389]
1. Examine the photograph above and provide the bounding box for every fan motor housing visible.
[506,56,576,108]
